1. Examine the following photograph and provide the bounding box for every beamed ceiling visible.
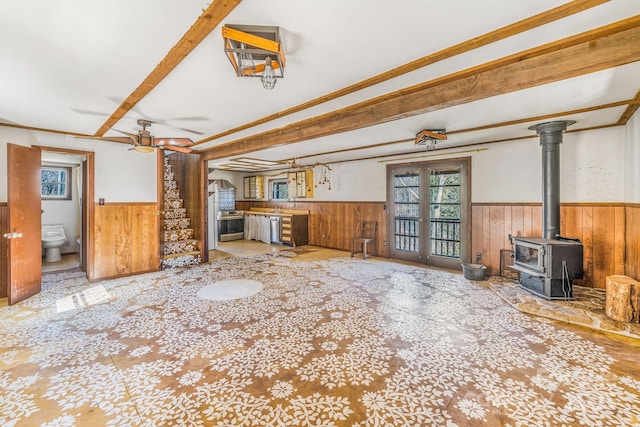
[1,0,639,171]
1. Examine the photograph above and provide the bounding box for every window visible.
[41,166,71,200]
[270,179,289,200]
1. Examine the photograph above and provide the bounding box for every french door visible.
[387,158,470,270]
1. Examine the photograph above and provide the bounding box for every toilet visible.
[42,224,66,263]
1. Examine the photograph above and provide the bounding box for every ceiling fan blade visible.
[172,125,204,135]
[75,135,132,144]
[110,127,139,140]
[155,137,194,147]
[161,145,193,153]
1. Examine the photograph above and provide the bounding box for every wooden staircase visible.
[161,156,201,269]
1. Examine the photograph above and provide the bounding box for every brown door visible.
[6,143,42,305]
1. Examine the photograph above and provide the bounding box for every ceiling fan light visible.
[133,145,155,153]
[261,57,277,90]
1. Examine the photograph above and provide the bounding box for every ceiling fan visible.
[77,119,195,153]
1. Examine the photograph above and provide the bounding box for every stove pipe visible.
[528,120,575,240]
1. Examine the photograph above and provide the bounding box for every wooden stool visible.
[605,275,640,323]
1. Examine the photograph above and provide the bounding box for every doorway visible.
[40,152,84,273]
[387,158,470,270]
[38,147,94,279]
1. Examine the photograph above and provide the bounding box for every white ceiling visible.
[1,0,639,171]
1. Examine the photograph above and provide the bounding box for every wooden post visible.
[605,275,640,323]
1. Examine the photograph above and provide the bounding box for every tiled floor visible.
[41,253,80,273]
[1,244,639,426]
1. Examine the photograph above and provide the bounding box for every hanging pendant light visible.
[261,57,277,90]
[237,43,255,77]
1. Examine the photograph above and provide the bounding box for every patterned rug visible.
[1,252,639,426]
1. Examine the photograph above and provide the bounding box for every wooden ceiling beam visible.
[95,0,243,136]
[203,16,640,161]
[617,87,640,125]
[283,100,632,163]
[196,0,609,146]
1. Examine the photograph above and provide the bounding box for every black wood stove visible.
[510,121,584,300]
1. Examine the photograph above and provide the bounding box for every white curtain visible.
[244,214,271,243]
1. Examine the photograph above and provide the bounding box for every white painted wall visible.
[625,109,640,203]
[232,126,626,204]
[4,125,627,207]
[0,127,157,203]
[41,162,80,254]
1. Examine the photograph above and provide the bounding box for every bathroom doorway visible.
[40,148,93,276]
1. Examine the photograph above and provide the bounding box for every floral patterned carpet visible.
[1,251,640,426]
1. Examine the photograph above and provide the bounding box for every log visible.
[605,275,640,323]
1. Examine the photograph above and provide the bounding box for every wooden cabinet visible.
[287,170,314,199]
[243,176,264,199]
[280,214,308,247]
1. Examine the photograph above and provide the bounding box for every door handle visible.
[3,232,23,239]
[418,218,424,223]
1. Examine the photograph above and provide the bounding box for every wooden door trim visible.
[157,150,165,271]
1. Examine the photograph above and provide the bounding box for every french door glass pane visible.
[429,171,461,258]
[394,174,419,253]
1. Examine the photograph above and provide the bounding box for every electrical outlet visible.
[383,240,387,246]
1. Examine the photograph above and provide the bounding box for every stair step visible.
[162,250,201,259]
[164,208,187,220]
[163,239,199,255]
[164,189,180,200]
[165,218,190,231]
[164,180,177,190]
[164,199,183,209]
[161,252,202,269]
[164,228,194,242]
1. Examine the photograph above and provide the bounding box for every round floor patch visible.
[197,279,264,301]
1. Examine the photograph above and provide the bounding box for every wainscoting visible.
[236,201,388,257]
[93,202,159,280]
[1,200,638,294]
[471,203,628,288]
[626,204,640,280]
[242,201,636,289]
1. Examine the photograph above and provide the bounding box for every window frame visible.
[41,166,72,200]
[269,178,289,201]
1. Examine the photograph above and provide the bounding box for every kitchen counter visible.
[245,208,309,246]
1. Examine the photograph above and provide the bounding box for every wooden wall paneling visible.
[131,204,160,272]
[114,205,132,276]
[471,205,484,267]
[481,206,491,270]
[503,206,513,249]
[560,205,582,241]
[531,205,542,237]
[510,205,524,239]
[0,203,7,298]
[626,205,640,280]
[236,201,386,256]
[93,203,159,280]
[592,206,620,288]
[487,206,504,275]
[237,201,631,287]
[614,206,626,279]
[581,206,594,287]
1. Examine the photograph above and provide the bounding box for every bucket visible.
[462,263,487,281]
